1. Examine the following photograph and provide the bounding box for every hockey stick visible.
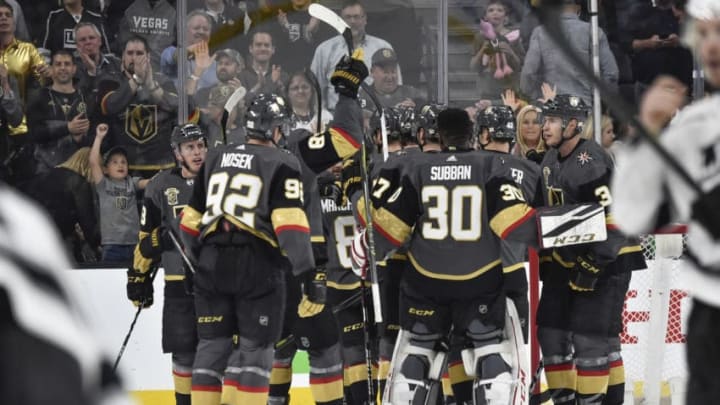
[220,86,246,145]
[113,267,158,372]
[167,228,196,274]
[274,286,369,351]
[304,68,323,134]
[308,1,383,323]
[308,3,389,160]
[533,1,701,195]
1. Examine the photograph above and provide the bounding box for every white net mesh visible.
[621,232,690,401]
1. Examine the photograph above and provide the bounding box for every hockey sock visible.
[268,357,293,404]
[448,360,473,403]
[576,357,608,405]
[603,352,625,405]
[308,346,344,405]
[344,361,378,404]
[441,369,456,405]
[544,357,577,405]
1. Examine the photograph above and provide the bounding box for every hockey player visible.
[439,105,540,403]
[611,1,720,403]
[127,123,208,405]
[537,95,646,404]
[416,103,444,153]
[0,183,132,405]
[318,162,374,404]
[179,93,325,405]
[353,108,539,405]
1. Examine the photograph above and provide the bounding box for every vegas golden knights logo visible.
[164,187,179,206]
[125,104,158,144]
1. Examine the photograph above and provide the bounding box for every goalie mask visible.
[417,103,444,144]
[475,105,516,148]
[245,93,291,141]
[170,123,207,150]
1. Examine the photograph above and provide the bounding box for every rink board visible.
[65,268,312,404]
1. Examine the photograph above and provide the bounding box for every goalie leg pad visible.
[385,330,446,405]
[462,320,513,405]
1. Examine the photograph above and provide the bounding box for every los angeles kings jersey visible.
[612,95,720,307]
[540,138,645,276]
[370,149,538,298]
[134,168,195,276]
[180,143,314,276]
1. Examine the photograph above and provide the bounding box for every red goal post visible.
[529,225,690,404]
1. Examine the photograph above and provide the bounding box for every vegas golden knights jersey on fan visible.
[370,150,538,298]
[134,168,194,275]
[540,138,645,275]
[321,196,361,290]
[180,143,314,276]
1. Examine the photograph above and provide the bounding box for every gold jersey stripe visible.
[503,262,526,274]
[311,235,326,243]
[373,207,412,247]
[329,127,360,159]
[165,275,185,281]
[490,204,535,239]
[409,252,501,281]
[271,207,310,234]
[180,207,203,236]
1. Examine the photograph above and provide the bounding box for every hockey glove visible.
[319,178,343,207]
[298,270,327,318]
[351,228,369,279]
[525,149,545,165]
[569,254,602,292]
[330,49,368,99]
[691,184,720,240]
[127,267,155,308]
[341,158,363,205]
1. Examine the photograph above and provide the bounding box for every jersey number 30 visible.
[421,185,482,241]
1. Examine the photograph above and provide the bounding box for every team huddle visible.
[125,46,644,405]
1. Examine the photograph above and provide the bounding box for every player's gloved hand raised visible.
[569,253,602,292]
[330,49,368,99]
[341,157,363,205]
[691,184,720,240]
[127,267,156,308]
[298,269,327,318]
[351,227,369,279]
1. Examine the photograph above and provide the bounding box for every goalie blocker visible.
[536,203,607,249]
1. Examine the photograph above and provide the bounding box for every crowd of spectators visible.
[0,0,696,265]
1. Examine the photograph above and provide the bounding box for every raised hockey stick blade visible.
[309,3,353,51]
[220,86,246,144]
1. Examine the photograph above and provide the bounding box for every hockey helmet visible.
[245,93,291,141]
[397,106,419,144]
[417,103,445,143]
[542,94,589,124]
[475,105,516,144]
[369,107,402,141]
[170,123,206,150]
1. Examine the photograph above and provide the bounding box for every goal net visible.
[621,228,689,404]
[529,226,690,405]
